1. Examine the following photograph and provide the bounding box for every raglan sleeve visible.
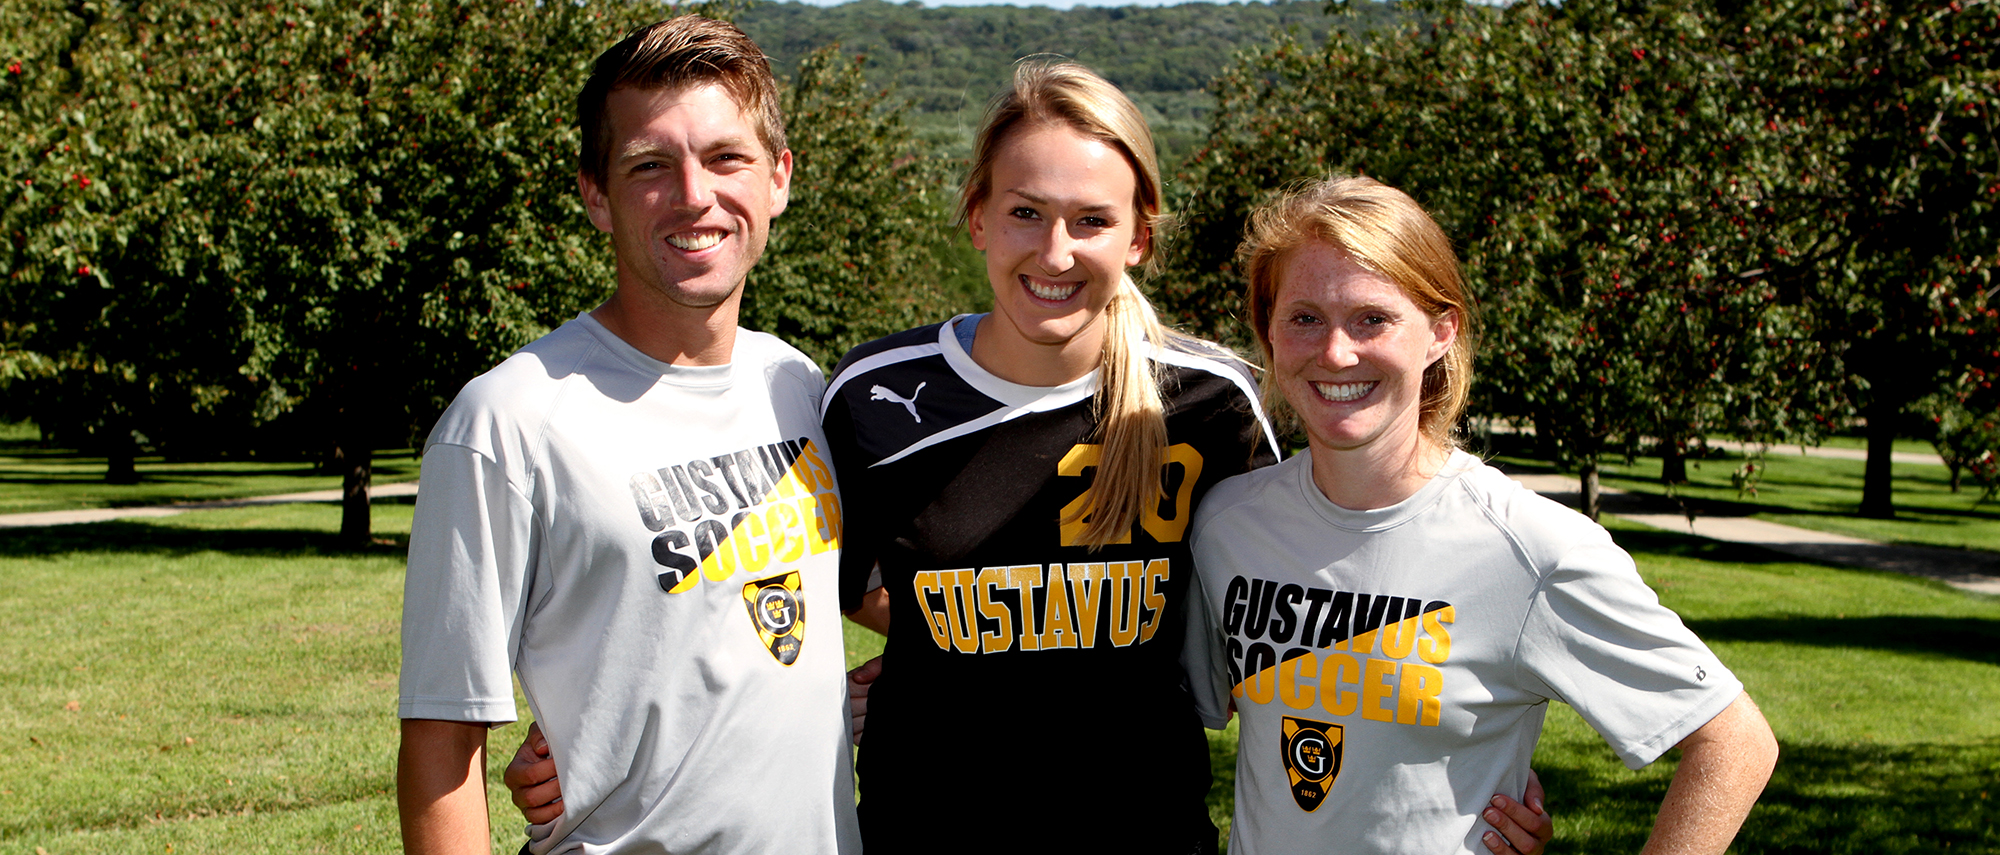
[1182,508,1238,731]
[397,438,537,725]
[1513,525,1744,769]
[820,383,880,613]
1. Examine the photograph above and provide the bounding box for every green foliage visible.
[745,46,955,369]
[1,0,965,467]
[733,0,1405,169]
[2,0,659,465]
[1747,0,2000,514]
[1162,0,1996,517]
[1918,379,2000,500]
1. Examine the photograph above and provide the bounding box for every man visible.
[396,16,860,854]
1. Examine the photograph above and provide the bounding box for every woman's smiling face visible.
[1270,241,1457,458]
[967,122,1146,365]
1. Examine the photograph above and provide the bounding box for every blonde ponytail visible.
[1067,274,1171,549]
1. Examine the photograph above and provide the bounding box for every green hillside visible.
[735,0,1405,166]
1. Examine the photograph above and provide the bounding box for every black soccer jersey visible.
[822,315,1277,854]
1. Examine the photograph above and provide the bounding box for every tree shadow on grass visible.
[1683,615,2000,666]
[1534,737,2000,854]
[0,518,411,558]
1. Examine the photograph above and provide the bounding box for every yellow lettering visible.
[1397,662,1444,726]
[1039,569,1078,649]
[1322,652,1359,716]
[1065,563,1106,648]
[1057,444,1132,547]
[796,440,837,492]
[1139,443,1204,543]
[1244,662,1277,706]
[1380,615,1419,660]
[976,567,1014,653]
[914,571,950,651]
[1278,653,1318,710]
[816,492,843,549]
[941,569,980,654]
[1418,606,1454,664]
[765,503,803,564]
[1138,558,1170,643]
[795,496,829,555]
[1007,566,1044,651]
[1106,561,1143,647]
[1362,658,1398,722]
[1350,626,1379,657]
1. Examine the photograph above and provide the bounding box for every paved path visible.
[0,481,420,529]
[1508,472,2000,595]
[1483,423,1948,466]
[1698,438,1944,466]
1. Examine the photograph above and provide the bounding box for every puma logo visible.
[869,382,927,423]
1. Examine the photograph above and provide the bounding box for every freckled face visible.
[1270,242,1456,457]
[579,84,792,314]
[967,123,1146,362]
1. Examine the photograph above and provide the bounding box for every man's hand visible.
[504,720,565,825]
[398,719,492,855]
[1481,768,1553,855]
[848,656,884,743]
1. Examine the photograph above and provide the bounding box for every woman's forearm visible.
[1641,692,1779,855]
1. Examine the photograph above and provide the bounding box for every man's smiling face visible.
[580,83,792,315]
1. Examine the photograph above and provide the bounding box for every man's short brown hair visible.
[577,16,787,188]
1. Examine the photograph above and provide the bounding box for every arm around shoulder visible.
[399,718,494,855]
[1642,692,1779,855]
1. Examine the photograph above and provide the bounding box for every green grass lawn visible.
[0,421,419,516]
[4,497,1994,853]
[0,501,530,854]
[1485,435,2000,554]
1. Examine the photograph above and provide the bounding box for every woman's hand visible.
[848,656,884,742]
[1481,769,1553,855]
[503,721,564,826]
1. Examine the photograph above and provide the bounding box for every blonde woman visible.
[1185,176,1778,854]
[823,61,1276,854]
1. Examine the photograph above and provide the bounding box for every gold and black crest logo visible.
[1280,716,1342,812]
[741,571,807,665]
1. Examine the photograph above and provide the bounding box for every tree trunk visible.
[1947,461,1963,493]
[1580,459,1602,522]
[1859,395,1899,519]
[336,438,372,547]
[1660,436,1688,485]
[105,443,137,484]
[104,415,137,484]
[333,366,375,548]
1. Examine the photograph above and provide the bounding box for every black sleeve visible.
[822,388,879,613]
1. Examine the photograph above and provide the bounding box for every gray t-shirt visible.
[400,314,860,854]
[1185,450,1741,855]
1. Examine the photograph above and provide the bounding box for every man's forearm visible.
[1641,693,1779,855]
[399,718,494,855]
